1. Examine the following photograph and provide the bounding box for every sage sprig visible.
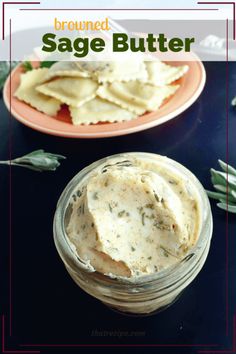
[0,149,66,172]
[206,160,236,213]
[0,61,18,91]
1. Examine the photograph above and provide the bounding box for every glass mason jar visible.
[53,152,213,315]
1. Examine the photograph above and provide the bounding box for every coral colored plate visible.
[3,55,205,138]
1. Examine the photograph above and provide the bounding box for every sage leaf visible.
[206,190,235,203]
[231,190,236,200]
[0,149,66,172]
[22,61,33,72]
[211,169,227,186]
[207,160,236,214]
[218,159,236,176]
[232,96,236,107]
[40,61,57,68]
[0,61,18,91]
[217,202,236,213]
[213,184,228,193]
[211,168,236,188]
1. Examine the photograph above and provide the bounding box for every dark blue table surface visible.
[0,62,235,354]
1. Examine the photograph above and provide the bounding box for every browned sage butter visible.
[65,154,200,279]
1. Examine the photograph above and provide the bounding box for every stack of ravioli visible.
[14,60,189,125]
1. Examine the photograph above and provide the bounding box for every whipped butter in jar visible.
[54,153,213,314]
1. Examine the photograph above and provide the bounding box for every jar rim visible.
[53,152,213,286]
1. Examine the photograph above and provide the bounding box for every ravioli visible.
[97,81,179,114]
[36,77,98,107]
[77,61,148,83]
[15,59,189,125]
[44,61,89,81]
[69,97,137,125]
[14,68,61,116]
[145,61,189,86]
